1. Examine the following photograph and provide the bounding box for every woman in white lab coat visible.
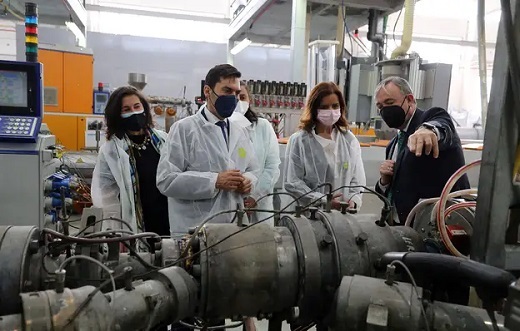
[229,81,281,225]
[284,81,366,210]
[91,86,169,238]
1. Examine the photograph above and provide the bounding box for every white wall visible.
[0,20,16,61]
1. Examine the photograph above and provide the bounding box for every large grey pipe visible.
[0,267,198,330]
[334,275,507,331]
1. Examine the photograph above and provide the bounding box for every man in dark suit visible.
[374,76,470,224]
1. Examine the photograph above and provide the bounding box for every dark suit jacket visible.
[375,107,470,224]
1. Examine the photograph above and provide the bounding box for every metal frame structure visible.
[472,0,520,270]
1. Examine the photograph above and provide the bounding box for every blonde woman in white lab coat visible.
[229,81,281,226]
[91,86,169,240]
[284,81,366,210]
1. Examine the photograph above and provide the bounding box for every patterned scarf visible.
[124,128,164,233]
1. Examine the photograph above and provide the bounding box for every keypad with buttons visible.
[0,116,37,137]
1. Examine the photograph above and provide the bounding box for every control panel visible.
[0,60,43,143]
[0,116,41,142]
[93,91,110,114]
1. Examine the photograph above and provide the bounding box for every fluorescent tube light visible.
[66,21,87,48]
[230,38,251,55]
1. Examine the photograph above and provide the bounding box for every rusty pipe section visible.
[0,266,197,331]
[334,275,506,331]
[192,212,425,324]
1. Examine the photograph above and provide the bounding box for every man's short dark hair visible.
[204,64,242,89]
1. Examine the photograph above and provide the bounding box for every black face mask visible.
[380,97,410,129]
[210,89,237,119]
[123,113,147,131]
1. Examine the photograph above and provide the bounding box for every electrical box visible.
[348,63,378,124]
[39,46,94,151]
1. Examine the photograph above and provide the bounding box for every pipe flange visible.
[0,226,42,316]
[278,215,322,323]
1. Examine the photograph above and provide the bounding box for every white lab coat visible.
[156,106,259,238]
[284,128,366,208]
[229,113,281,226]
[91,129,168,232]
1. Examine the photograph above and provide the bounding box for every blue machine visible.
[0,60,43,143]
[0,59,59,228]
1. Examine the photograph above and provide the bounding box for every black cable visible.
[393,8,403,46]
[121,241,160,270]
[139,186,328,279]
[333,185,391,208]
[341,0,354,56]
[75,217,134,236]
[255,191,301,206]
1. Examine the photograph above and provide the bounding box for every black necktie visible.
[215,120,228,144]
[388,132,406,204]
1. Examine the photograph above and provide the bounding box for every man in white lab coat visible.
[157,64,258,238]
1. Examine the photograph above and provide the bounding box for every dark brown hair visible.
[299,82,349,132]
[205,64,242,89]
[239,81,258,123]
[104,86,154,140]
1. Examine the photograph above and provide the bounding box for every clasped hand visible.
[408,127,439,158]
[216,169,252,194]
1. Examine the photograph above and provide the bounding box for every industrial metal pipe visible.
[192,213,425,323]
[391,0,415,59]
[333,275,507,331]
[0,267,198,330]
[477,0,488,127]
[367,9,385,61]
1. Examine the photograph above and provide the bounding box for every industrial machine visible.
[0,3,93,229]
[0,206,513,330]
[0,58,61,228]
[247,79,307,137]
[1,0,519,330]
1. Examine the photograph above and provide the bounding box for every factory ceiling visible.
[229,0,406,46]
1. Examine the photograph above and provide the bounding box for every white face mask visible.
[235,101,249,115]
[120,109,144,119]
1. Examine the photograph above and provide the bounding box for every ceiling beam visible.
[246,33,291,46]
[309,0,403,11]
[228,0,272,41]
[356,31,497,48]
[85,4,231,24]
[64,0,88,28]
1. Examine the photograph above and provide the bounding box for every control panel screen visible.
[0,70,28,108]
[96,93,108,103]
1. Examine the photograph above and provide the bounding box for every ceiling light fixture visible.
[65,21,86,48]
[230,37,252,55]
